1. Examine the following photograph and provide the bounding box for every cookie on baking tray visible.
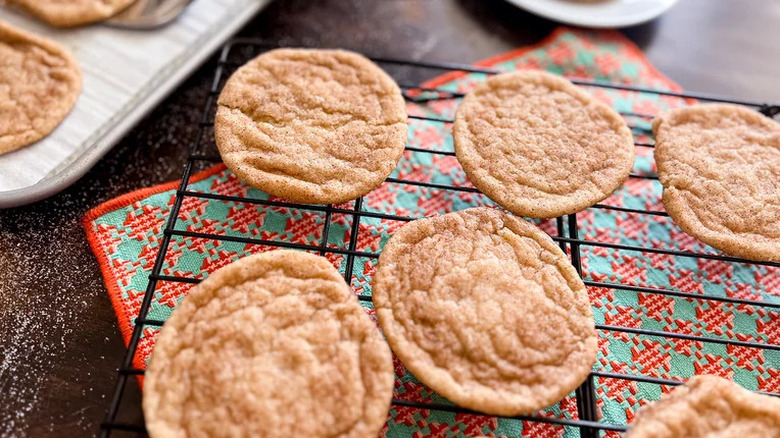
[0,20,81,155]
[453,70,635,219]
[214,48,408,204]
[372,207,598,416]
[625,375,780,438]
[8,0,135,27]
[143,250,394,438]
[653,103,780,262]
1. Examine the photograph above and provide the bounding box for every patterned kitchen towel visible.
[84,27,779,438]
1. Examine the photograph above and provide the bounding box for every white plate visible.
[504,0,678,28]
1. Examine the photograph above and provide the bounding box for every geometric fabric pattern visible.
[85,28,779,437]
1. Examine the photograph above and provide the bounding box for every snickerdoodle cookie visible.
[654,104,780,262]
[214,48,408,204]
[626,375,780,438]
[372,207,597,415]
[8,0,135,27]
[143,250,394,438]
[453,71,635,218]
[0,20,81,155]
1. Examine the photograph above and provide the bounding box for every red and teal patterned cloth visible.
[84,28,778,437]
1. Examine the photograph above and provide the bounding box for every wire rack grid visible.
[99,39,780,437]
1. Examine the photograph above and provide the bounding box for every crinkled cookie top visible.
[626,375,780,438]
[454,70,635,218]
[653,104,780,262]
[215,48,408,204]
[9,0,135,27]
[373,207,598,416]
[143,250,394,438]
[0,20,81,155]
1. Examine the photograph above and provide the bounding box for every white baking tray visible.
[0,0,271,208]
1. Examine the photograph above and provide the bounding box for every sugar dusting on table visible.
[0,200,107,435]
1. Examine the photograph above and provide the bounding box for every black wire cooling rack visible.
[99,40,780,437]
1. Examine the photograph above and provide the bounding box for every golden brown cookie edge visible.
[653,104,780,262]
[213,48,408,204]
[8,0,136,27]
[625,375,780,438]
[142,250,395,438]
[372,207,597,416]
[452,70,635,219]
[0,20,82,155]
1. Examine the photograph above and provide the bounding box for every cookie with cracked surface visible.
[453,70,635,218]
[0,20,81,155]
[214,48,408,204]
[8,0,135,27]
[143,250,394,438]
[653,104,780,262]
[372,207,598,415]
[625,375,780,438]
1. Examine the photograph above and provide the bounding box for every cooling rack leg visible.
[564,214,601,438]
[575,376,600,438]
[343,197,364,283]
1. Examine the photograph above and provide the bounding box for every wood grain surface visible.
[0,0,778,436]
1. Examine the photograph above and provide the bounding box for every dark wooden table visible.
[0,0,778,436]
